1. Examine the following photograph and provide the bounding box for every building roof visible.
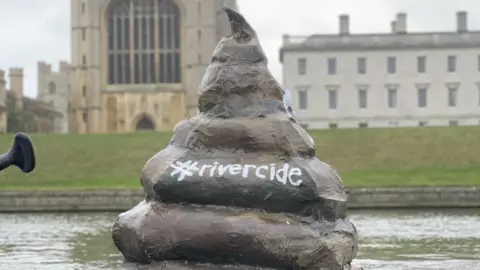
[279,31,480,62]
[279,11,480,62]
[6,91,63,117]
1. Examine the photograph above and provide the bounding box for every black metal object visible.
[0,133,35,173]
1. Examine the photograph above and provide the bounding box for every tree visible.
[6,95,37,133]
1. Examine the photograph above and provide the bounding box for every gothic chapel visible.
[70,0,237,133]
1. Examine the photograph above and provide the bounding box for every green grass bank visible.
[0,126,479,190]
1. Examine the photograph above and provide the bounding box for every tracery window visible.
[107,0,181,85]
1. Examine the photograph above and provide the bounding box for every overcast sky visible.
[1,0,480,97]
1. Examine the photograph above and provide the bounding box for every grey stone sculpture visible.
[112,7,359,270]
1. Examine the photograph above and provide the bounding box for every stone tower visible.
[70,0,238,133]
[9,68,24,109]
[37,61,72,133]
[0,69,6,133]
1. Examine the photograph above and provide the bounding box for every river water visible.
[0,209,479,270]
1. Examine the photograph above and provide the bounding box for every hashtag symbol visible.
[170,160,200,181]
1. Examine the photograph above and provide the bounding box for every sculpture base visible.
[123,260,363,270]
[113,200,358,270]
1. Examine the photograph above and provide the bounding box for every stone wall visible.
[0,187,479,212]
[347,186,480,208]
[0,189,144,212]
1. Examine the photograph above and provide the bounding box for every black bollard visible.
[0,133,36,173]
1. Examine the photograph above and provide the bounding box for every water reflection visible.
[0,209,479,269]
[351,209,480,269]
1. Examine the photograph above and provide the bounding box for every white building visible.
[280,11,480,129]
[37,61,72,133]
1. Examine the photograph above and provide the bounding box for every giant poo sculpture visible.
[113,8,359,270]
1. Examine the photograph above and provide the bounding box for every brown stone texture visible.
[112,8,358,270]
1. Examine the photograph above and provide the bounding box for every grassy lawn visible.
[0,126,479,190]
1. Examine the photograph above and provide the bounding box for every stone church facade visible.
[65,0,237,133]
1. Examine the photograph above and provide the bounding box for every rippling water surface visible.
[0,209,479,270]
